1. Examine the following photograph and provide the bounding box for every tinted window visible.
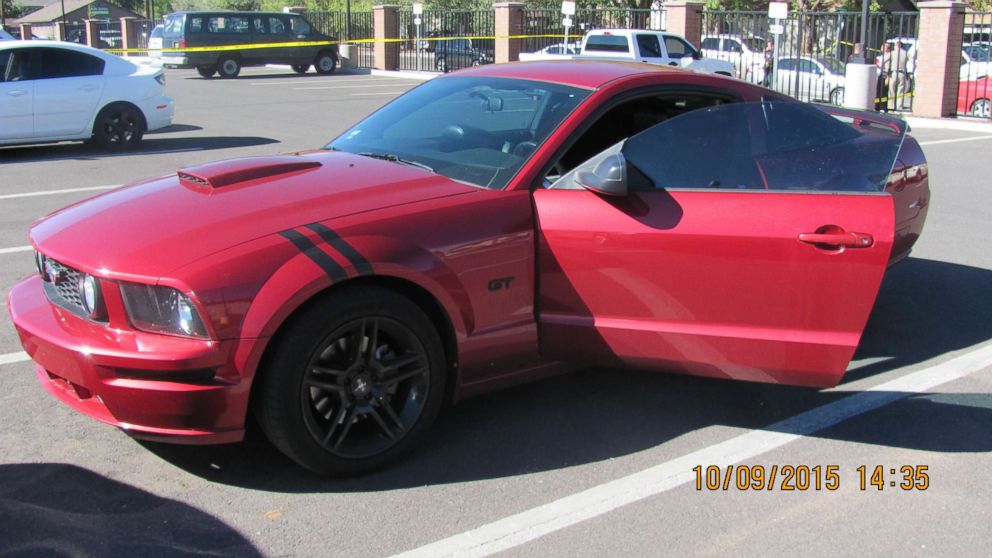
[613,102,897,192]
[725,39,742,53]
[163,13,184,36]
[266,16,288,34]
[798,59,820,74]
[288,16,312,35]
[636,34,662,57]
[778,58,796,71]
[202,16,250,34]
[664,36,694,58]
[33,48,105,79]
[329,77,589,190]
[150,26,163,39]
[585,35,629,53]
[0,51,10,80]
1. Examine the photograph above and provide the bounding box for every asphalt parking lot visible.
[2,66,991,557]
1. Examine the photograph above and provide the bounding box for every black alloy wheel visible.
[256,286,446,476]
[92,104,144,151]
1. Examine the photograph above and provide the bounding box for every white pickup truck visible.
[578,29,734,75]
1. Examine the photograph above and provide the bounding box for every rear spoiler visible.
[813,104,908,136]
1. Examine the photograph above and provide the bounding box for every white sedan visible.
[0,41,174,151]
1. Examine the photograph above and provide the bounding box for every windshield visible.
[819,57,846,75]
[745,37,765,51]
[327,77,590,190]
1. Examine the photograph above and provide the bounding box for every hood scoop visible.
[177,156,322,190]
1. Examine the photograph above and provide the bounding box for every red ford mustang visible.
[9,61,929,476]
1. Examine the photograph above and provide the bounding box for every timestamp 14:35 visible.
[692,464,930,492]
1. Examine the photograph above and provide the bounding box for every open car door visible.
[534,101,903,388]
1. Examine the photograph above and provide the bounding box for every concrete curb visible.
[903,116,992,133]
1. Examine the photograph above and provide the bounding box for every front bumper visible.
[8,276,247,444]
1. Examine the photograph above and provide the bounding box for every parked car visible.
[160,11,338,78]
[0,41,173,150]
[147,24,164,59]
[0,28,15,41]
[774,55,846,104]
[9,61,928,476]
[434,38,488,72]
[579,29,734,75]
[958,75,991,118]
[518,42,580,61]
[700,34,766,81]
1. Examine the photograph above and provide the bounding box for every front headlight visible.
[120,282,208,338]
[79,274,104,319]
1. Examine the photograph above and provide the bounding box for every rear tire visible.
[196,65,216,78]
[254,286,447,477]
[217,56,241,79]
[830,87,845,105]
[292,64,310,74]
[314,51,337,75]
[91,103,145,152]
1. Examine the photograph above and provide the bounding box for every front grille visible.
[40,258,105,322]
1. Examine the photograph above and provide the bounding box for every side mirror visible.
[575,153,628,197]
[692,49,702,60]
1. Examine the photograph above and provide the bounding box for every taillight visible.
[180,38,187,49]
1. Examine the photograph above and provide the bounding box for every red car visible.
[958,76,991,118]
[9,61,929,476]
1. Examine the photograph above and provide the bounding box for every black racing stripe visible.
[280,229,347,283]
[305,223,373,276]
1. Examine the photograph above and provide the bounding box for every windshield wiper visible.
[358,152,435,174]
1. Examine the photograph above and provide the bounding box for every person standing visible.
[761,40,774,87]
[887,41,909,110]
[877,43,893,112]
[848,42,866,64]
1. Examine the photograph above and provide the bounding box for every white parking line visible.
[0,352,30,366]
[391,343,992,558]
[350,92,412,97]
[0,245,31,255]
[919,135,992,146]
[251,77,416,86]
[293,84,416,91]
[0,184,119,201]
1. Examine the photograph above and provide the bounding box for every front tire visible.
[217,56,241,78]
[255,286,447,476]
[314,51,337,75]
[92,104,144,151]
[971,98,991,119]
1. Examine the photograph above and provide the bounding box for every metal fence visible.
[702,10,917,110]
[958,11,991,119]
[397,9,495,73]
[309,10,375,69]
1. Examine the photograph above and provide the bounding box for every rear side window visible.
[0,51,10,81]
[33,48,105,79]
[700,37,720,50]
[163,14,184,36]
[585,35,630,53]
[635,34,662,57]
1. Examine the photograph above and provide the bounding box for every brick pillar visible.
[663,1,703,49]
[54,21,67,42]
[18,23,32,39]
[912,1,966,118]
[373,5,399,71]
[121,17,138,56]
[494,2,524,64]
[85,19,100,48]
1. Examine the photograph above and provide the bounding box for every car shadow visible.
[0,135,279,163]
[185,68,374,81]
[146,123,204,134]
[0,463,262,556]
[142,257,992,492]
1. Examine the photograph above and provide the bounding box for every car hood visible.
[31,150,478,279]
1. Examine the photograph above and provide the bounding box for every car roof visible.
[441,60,699,90]
[166,10,306,16]
[0,40,144,72]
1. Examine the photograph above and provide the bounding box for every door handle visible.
[668,62,678,66]
[798,231,874,248]
[7,90,27,97]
